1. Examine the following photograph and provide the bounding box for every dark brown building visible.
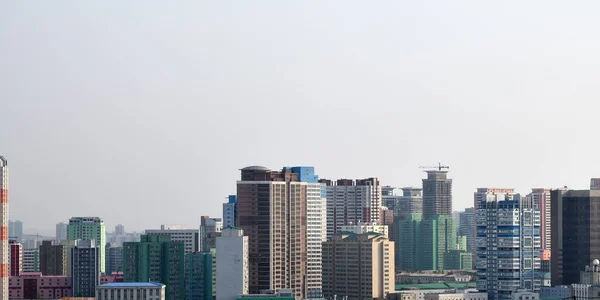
[39,241,67,276]
[551,189,600,286]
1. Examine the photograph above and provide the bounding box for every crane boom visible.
[419,162,450,171]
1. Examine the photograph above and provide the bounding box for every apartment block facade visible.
[67,217,106,273]
[322,232,395,300]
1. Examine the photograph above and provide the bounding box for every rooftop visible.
[99,282,165,288]
[241,165,270,171]
[395,283,475,290]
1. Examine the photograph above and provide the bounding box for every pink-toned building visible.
[100,271,123,284]
[9,272,71,299]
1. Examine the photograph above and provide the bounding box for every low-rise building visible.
[340,222,389,238]
[539,286,568,299]
[100,272,124,284]
[96,282,166,300]
[9,272,72,299]
[425,292,487,300]
[510,290,539,300]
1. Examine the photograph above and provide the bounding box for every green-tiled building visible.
[443,250,473,270]
[123,235,185,300]
[393,214,456,271]
[67,217,106,273]
[184,252,213,300]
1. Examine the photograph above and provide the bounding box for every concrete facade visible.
[216,227,248,300]
[96,282,166,300]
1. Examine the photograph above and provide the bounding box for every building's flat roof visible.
[99,282,164,288]
[396,283,475,290]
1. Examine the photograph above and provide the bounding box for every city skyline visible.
[4,1,600,233]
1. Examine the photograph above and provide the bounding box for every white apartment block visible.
[340,222,388,238]
[96,282,165,300]
[425,292,488,300]
[216,227,248,300]
[145,225,199,253]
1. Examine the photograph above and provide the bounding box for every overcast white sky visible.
[2,1,600,234]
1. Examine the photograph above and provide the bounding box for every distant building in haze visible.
[105,244,123,275]
[9,220,23,243]
[56,222,68,243]
[458,208,475,254]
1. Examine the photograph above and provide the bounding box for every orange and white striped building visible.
[0,156,8,299]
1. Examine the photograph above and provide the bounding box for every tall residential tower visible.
[67,217,106,273]
[237,166,324,299]
[1,156,9,300]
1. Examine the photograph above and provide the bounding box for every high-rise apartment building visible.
[321,178,382,237]
[105,244,123,275]
[72,240,100,297]
[39,240,67,276]
[145,225,199,254]
[56,222,68,244]
[216,227,248,300]
[380,207,394,225]
[393,214,422,271]
[382,187,423,216]
[184,252,213,300]
[200,217,223,251]
[23,249,39,272]
[458,208,475,254]
[322,232,395,300]
[473,188,515,263]
[528,189,551,250]
[9,220,23,242]
[123,235,185,300]
[551,188,600,286]
[9,240,22,276]
[67,217,106,273]
[421,215,456,270]
[0,156,8,300]
[422,170,452,217]
[591,179,600,190]
[237,166,324,299]
[476,192,541,300]
[223,195,238,228]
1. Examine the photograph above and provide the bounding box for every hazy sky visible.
[2,1,600,235]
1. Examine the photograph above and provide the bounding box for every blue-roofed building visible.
[96,282,166,300]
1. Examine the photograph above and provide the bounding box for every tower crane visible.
[419,162,450,171]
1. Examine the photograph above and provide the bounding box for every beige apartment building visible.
[323,232,394,300]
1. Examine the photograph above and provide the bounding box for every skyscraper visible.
[476,192,541,300]
[71,240,100,297]
[528,188,551,250]
[56,222,68,243]
[322,232,395,300]
[392,214,422,271]
[67,217,106,273]
[458,208,475,254]
[123,235,185,300]
[551,188,600,286]
[421,215,456,270]
[200,217,222,252]
[216,227,248,300]
[237,166,324,299]
[223,195,238,228]
[321,178,382,237]
[105,244,123,275]
[0,156,8,300]
[422,170,452,217]
[9,220,23,242]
